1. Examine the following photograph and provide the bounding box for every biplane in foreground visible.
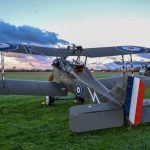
[0,42,150,132]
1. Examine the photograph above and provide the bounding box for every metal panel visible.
[141,99,150,123]
[69,102,124,133]
[0,79,67,96]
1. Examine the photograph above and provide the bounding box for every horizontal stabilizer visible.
[69,99,150,132]
[136,75,150,86]
[69,102,123,132]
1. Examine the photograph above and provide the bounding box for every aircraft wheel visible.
[45,96,54,105]
[74,97,85,104]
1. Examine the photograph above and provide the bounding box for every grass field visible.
[0,72,150,150]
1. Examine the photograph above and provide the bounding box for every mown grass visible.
[0,72,150,150]
[1,72,51,80]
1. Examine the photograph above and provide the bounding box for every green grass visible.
[1,72,51,80]
[0,72,150,150]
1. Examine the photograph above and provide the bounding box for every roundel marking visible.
[0,42,18,51]
[75,84,83,97]
[116,46,147,53]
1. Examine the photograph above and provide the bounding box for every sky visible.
[0,0,150,69]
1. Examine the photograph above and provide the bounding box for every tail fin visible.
[125,77,144,125]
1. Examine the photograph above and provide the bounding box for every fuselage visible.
[51,58,124,106]
[52,58,85,94]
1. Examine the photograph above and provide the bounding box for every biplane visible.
[114,60,150,76]
[0,42,150,132]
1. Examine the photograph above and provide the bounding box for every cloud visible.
[4,52,53,69]
[4,52,51,63]
[0,21,69,46]
[0,21,70,69]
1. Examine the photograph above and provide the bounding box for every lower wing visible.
[0,79,67,96]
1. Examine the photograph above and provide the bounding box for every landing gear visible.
[45,73,55,106]
[45,96,55,105]
[74,97,85,104]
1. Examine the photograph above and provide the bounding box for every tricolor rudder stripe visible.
[125,76,144,125]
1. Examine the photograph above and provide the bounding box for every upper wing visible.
[0,42,150,57]
[82,46,150,57]
[0,43,71,57]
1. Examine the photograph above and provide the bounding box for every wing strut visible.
[130,54,134,76]
[122,55,125,76]
[84,56,87,66]
[1,52,5,87]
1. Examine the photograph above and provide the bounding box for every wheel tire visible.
[80,98,85,104]
[45,96,54,105]
[74,97,85,104]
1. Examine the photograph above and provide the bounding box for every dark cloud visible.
[0,21,70,69]
[0,21,69,46]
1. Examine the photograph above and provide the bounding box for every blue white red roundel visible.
[75,84,83,97]
[0,43,18,51]
[116,46,147,53]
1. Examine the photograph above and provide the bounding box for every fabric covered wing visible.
[0,43,72,57]
[82,46,150,57]
[0,42,150,57]
[0,79,67,96]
